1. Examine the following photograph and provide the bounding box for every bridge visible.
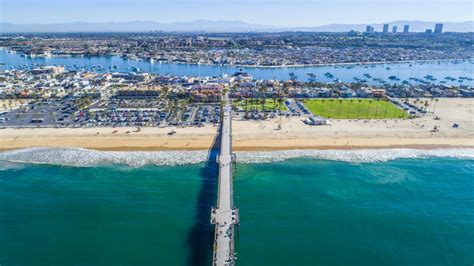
[210,92,239,266]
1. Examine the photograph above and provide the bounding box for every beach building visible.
[304,116,331,126]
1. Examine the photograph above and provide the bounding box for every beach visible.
[1,98,473,151]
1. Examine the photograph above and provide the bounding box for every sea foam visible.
[236,149,474,164]
[0,147,473,168]
[0,147,209,168]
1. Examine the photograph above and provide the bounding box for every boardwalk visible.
[211,92,239,266]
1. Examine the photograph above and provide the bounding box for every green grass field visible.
[302,98,408,119]
[234,99,287,111]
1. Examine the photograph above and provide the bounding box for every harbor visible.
[1,49,473,86]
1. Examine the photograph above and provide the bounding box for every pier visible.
[211,92,239,266]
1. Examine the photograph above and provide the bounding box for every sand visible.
[1,98,473,151]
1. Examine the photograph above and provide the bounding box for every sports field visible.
[234,99,287,111]
[302,98,408,119]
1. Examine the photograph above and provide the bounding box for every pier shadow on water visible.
[186,123,222,266]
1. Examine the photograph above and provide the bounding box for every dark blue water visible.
[1,49,473,86]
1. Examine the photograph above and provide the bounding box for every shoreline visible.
[1,135,473,152]
[1,98,472,153]
[2,145,472,153]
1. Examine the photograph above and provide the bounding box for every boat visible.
[324,72,334,79]
[424,75,436,81]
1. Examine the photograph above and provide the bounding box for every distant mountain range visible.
[1,20,473,33]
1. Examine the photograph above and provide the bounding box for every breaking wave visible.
[0,147,209,168]
[0,147,473,168]
[236,149,474,164]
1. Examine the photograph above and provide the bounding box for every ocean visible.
[0,148,473,266]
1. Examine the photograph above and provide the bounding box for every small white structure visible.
[304,116,331,126]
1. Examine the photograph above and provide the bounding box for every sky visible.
[1,0,473,26]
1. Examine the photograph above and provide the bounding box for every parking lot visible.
[182,104,221,126]
[0,97,223,128]
[0,98,78,128]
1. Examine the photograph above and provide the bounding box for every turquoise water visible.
[1,49,473,86]
[0,157,473,266]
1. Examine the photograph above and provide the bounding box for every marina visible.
[1,49,473,86]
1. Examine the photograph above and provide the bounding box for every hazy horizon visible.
[1,0,473,27]
[1,19,473,26]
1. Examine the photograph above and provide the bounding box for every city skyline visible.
[1,0,473,26]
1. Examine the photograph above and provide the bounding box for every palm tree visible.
[433,98,439,115]
[367,100,373,118]
[259,85,267,112]
[328,99,335,118]
[383,98,389,118]
[320,99,325,116]
[277,97,284,113]
[348,99,354,119]
[338,99,343,118]
[375,99,380,119]
[357,99,362,118]
[430,98,434,113]
[423,101,429,116]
